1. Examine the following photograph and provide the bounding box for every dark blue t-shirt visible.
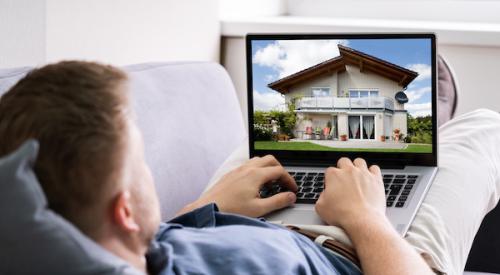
[146,204,361,275]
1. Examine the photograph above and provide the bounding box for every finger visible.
[323,167,339,188]
[246,155,281,168]
[244,156,262,166]
[257,166,297,192]
[314,192,325,212]
[369,164,382,177]
[353,158,368,170]
[258,192,296,214]
[337,157,353,169]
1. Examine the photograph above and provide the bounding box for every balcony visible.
[296,96,394,111]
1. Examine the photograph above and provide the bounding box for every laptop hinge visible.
[282,161,406,170]
[377,164,406,170]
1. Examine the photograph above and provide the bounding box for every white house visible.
[268,45,418,141]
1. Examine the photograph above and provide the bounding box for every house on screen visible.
[267,44,418,141]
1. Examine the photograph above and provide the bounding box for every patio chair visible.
[304,126,313,140]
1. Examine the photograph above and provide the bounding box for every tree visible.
[252,99,298,138]
[407,113,432,144]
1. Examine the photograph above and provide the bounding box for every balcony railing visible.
[296,96,394,110]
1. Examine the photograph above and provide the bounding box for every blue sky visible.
[251,38,432,117]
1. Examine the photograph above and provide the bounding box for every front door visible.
[348,115,375,140]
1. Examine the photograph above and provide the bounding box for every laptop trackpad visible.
[265,205,326,225]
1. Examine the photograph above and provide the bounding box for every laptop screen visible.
[246,34,437,166]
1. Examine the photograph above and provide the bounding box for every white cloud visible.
[406,102,432,117]
[264,74,277,82]
[405,86,431,103]
[406,63,431,82]
[253,40,349,79]
[253,90,286,111]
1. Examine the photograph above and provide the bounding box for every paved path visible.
[292,139,408,149]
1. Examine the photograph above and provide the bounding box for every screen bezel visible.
[246,33,438,168]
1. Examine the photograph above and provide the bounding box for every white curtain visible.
[363,116,374,139]
[348,116,360,138]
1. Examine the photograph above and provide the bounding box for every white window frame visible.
[349,88,379,98]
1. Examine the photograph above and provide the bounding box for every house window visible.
[311,87,331,97]
[348,115,375,140]
[349,89,379,98]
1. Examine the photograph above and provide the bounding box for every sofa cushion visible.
[125,62,246,219]
[0,140,140,274]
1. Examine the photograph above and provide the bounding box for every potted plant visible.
[380,135,386,142]
[322,122,330,136]
[340,134,348,141]
[315,126,321,140]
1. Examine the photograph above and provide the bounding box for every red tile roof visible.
[267,44,418,94]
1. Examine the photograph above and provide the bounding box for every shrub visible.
[409,131,432,144]
[253,124,273,141]
[254,107,297,138]
[254,111,269,125]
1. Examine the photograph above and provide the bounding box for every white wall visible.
[0,0,46,67]
[45,0,220,65]
[221,37,247,115]
[219,0,286,18]
[0,0,220,68]
[439,44,500,115]
[287,0,500,24]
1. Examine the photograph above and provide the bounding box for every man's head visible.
[0,61,161,260]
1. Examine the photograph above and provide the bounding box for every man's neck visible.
[98,236,148,274]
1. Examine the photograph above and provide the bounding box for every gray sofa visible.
[0,62,496,274]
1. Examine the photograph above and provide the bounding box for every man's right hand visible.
[315,157,386,228]
[177,155,297,218]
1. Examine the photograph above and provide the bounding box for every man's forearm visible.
[344,212,434,275]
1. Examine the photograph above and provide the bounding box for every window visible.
[349,89,379,98]
[348,115,375,140]
[311,87,331,97]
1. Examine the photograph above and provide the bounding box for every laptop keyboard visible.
[259,172,419,208]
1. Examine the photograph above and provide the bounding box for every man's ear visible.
[112,190,140,232]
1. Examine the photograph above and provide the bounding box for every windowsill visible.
[221,16,500,47]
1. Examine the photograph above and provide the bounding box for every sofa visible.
[0,61,497,274]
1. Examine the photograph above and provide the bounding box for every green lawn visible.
[254,141,432,153]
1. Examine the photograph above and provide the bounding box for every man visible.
[0,61,499,275]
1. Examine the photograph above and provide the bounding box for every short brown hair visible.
[0,61,128,235]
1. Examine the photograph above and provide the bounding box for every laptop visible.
[246,33,438,236]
